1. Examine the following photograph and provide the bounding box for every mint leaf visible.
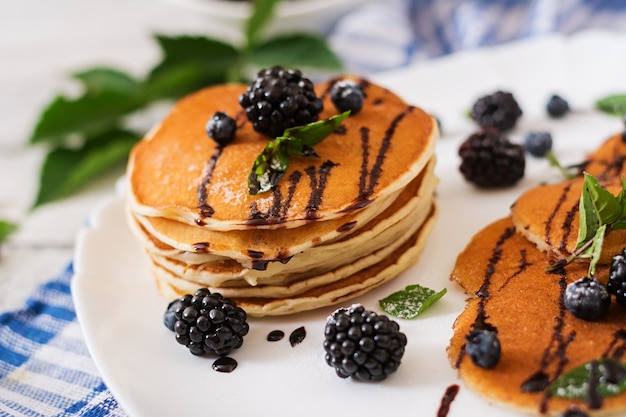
[548,358,626,401]
[29,90,141,146]
[148,35,240,89]
[587,225,606,276]
[248,112,349,195]
[33,129,140,208]
[545,150,580,180]
[379,284,447,319]
[596,94,626,116]
[73,68,140,95]
[0,220,18,244]
[250,34,343,71]
[584,173,623,225]
[286,111,350,145]
[245,0,282,48]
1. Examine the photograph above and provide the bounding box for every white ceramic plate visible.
[73,30,626,417]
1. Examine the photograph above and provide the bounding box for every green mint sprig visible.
[596,94,626,116]
[248,111,349,195]
[28,0,342,208]
[378,284,447,319]
[548,173,626,274]
[548,358,626,401]
[545,150,582,180]
[0,220,18,245]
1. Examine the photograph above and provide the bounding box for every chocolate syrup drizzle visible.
[247,171,303,225]
[455,226,516,368]
[544,182,572,247]
[304,160,338,220]
[195,147,223,224]
[344,106,415,211]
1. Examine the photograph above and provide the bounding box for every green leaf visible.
[29,90,141,146]
[32,129,140,208]
[245,0,282,48]
[545,150,579,180]
[596,94,626,116]
[249,34,344,71]
[587,225,606,276]
[379,284,447,319]
[247,112,349,195]
[148,35,240,87]
[285,111,350,146]
[576,176,600,249]
[548,358,626,400]
[0,220,18,244]
[584,173,622,225]
[73,68,140,95]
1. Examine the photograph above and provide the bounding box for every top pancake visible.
[511,133,626,264]
[127,78,438,230]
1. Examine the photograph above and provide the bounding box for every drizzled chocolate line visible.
[498,249,532,291]
[247,170,303,225]
[602,329,626,359]
[345,106,414,211]
[455,226,516,368]
[544,182,572,247]
[196,147,224,222]
[559,203,579,251]
[304,160,339,220]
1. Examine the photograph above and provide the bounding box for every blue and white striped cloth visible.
[2,1,626,415]
[330,0,626,74]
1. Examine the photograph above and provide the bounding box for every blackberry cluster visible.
[465,328,500,369]
[239,66,323,138]
[607,248,626,306]
[165,288,249,356]
[471,91,522,131]
[458,128,526,188]
[323,304,407,381]
[563,277,610,321]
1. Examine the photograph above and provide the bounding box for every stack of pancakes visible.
[448,133,626,415]
[126,77,439,316]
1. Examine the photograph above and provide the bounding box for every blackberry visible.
[564,277,610,321]
[524,131,553,157]
[206,112,237,146]
[458,128,525,188]
[239,66,323,138]
[330,80,364,114]
[546,94,570,118]
[465,329,500,369]
[169,288,249,356]
[607,248,626,306]
[471,90,522,131]
[323,304,407,381]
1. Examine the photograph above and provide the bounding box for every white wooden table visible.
[0,0,235,311]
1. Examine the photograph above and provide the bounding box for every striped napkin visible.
[2,0,626,415]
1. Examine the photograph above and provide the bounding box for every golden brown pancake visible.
[127,78,438,231]
[511,133,626,264]
[449,217,626,416]
[155,203,438,316]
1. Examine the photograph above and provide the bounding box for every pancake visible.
[128,157,437,286]
[155,203,438,316]
[511,133,626,264]
[127,78,438,231]
[449,217,626,415]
